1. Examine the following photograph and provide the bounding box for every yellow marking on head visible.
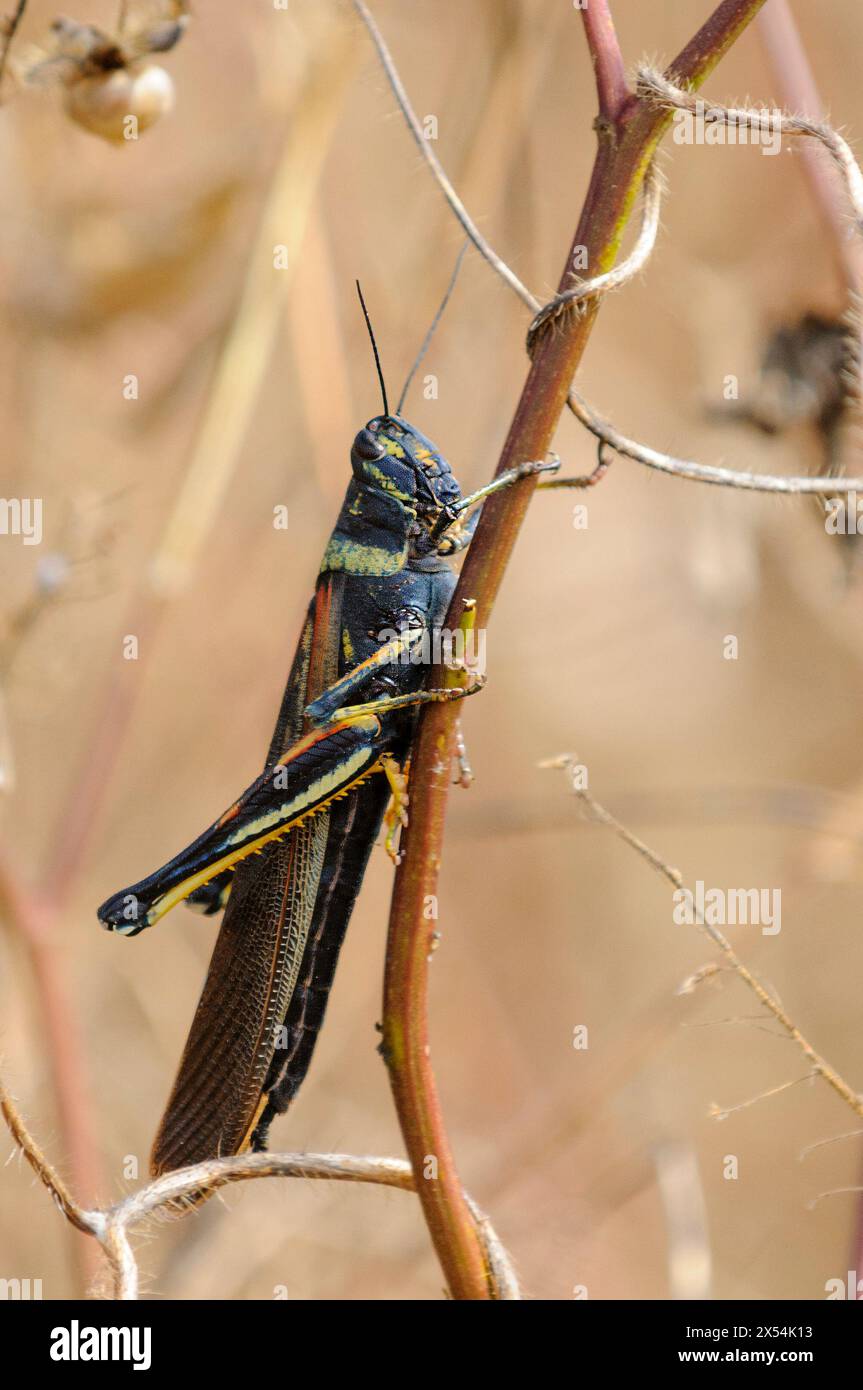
[381,439,405,458]
[365,461,412,501]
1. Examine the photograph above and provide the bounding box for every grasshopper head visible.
[350,415,462,557]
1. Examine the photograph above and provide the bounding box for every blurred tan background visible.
[2,0,863,1301]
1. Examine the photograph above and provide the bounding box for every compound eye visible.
[354,427,384,460]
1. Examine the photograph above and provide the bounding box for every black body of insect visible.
[96,270,561,1177]
[96,407,519,1172]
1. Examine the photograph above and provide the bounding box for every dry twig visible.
[355,0,863,494]
[0,1077,518,1300]
[541,755,863,1124]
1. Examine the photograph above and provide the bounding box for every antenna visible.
[396,241,469,415]
[355,280,390,418]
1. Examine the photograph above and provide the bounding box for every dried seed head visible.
[63,64,174,142]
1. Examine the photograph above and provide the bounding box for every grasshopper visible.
[97,286,561,1177]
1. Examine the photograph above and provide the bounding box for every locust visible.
[97,285,563,1177]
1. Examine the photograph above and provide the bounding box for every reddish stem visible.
[581,0,630,123]
[44,600,161,901]
[757,0,861,297]
[0,848,102,1290]
[382,0,769,1301]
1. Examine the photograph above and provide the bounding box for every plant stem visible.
[757,1,862,301]
[0,849,102,1289]
[581,0,630,123]
[382,0,769,1301]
